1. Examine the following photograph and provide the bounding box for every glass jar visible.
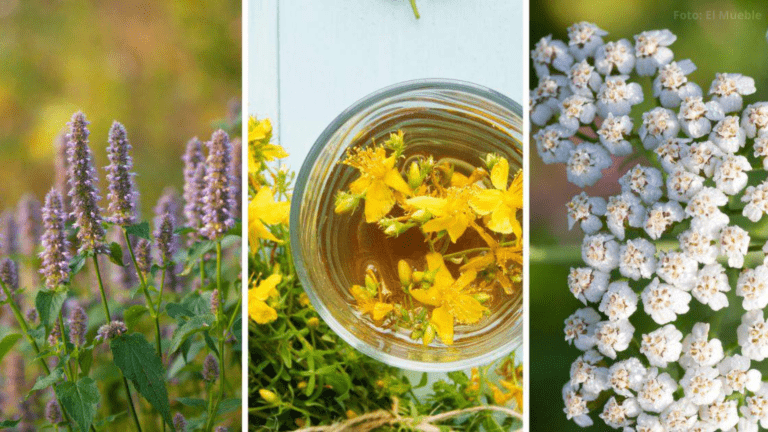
[290,79,522,371]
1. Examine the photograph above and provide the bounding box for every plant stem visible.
[200,257,206,287]
[58,312,76,380]
[409,0,420,19]
[92,254,143,432]
[206,240,226,432]
[122,230,162,356]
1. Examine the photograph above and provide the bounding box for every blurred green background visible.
[531,0,768,430]
[0,0,241,211]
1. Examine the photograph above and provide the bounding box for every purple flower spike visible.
[67,111,106,253]
[68,304,88,347]
[201,130,235,240]
[48,320,61,346]
[154,187,182,229]
[215,427,228,432]
[0,211,19,256]
[45,398,63,425]
[230,137,242,217]
[202,353,219,382]
[0,258,19,291]
[183,137,206,234]
[95,320,127,341]
[173,413,187,432]
[17,194,42,256]
[40,189,71,289]
[155,211,177,267]
[106,122,139,226]
[136,238,152,275]
[54,133,72,220]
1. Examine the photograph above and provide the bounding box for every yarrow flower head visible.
[39,190,71,289]
[105,121,138,226]
[201,130,235,240]
[67,111,106,253]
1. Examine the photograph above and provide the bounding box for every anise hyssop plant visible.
[532,22,768,431]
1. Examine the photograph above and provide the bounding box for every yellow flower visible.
[343,146,412,223]
[461,243,523,295]
[350,285,393,321]
[248,117,288,173]
[409,253,487,345]
[470,157,523,239]
[406,188,475,243]
[249,187,290,244]
[249,273,282,324]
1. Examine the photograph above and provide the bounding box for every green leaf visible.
[27,367,65,398]
[125,221,151,240]
[93,411,126,428]
[176,397,207,409]
[0,333,22,363]
[0,419,21,427]
[169,314,215,354]
[414,372,428,389]
[179,241,215,276]
[217,398,241,415]
[110,333,172,428]
[165,302,194,320]
[124,304,149,330]
[36,288,68,327]
[78,348,94,377]
[173,226,196,236]
[107,242,125,267]
[55,377,100,432]
[69,252,88,275]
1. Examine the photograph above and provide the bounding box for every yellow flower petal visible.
[469,189,504,215]
[249,218,281,243]
[487,203,515,235]
[249,300,278,324]
[453,269,477,292]
[430,306,455,345]
[445,215,470,243]
[383,168,412,196]
[252,187,289,225]
[410,286,442,307]
[252,273,282,301]
[450,293,487,324]
[406,196,447,216]
[491,157,509,191]
[348,176,372,195]
[363,181,396,223]
[422,216,452,235]
[372,302,394,321]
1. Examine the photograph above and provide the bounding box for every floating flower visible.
[469,157,523,238]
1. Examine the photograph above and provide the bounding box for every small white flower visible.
[678,96,725,139]
[682,140,724,178]
[666,168,704,202]
[643,201,684,240]
[730,418,760,432]
[635,413,664,432]
[563,382,596,427]
[681,366,722,406]
[595,39,636,75]
[753,131,768,170]
[634,29,676,76]
[600,396,640,429]
[567,192,607,234]
[713,154,751,195]
[642,277,691,324]
[656,250,698,290]
[691,263,730,311]
[679,323,724,369]
[565,307,601,351]
[655,138,691,173]
[598,113,634,156]
[719,225,750,268]
[737,310,768,361]
[741,102,768,138]
[639,107,681,149]
[641,324,683,368]
[532,35,574,77]
[570,350,610,396]
[741,181,768,223]
[679,229,718,265]
[582,233,620,273]
[608,357,646,397]
[606,192,645,240]
[534,124,575,164]
[567,143,612,187]
[594,319,634,359]
[736,265,768,311]
[568,59,602,96]
[699,396,739,431]
[597,75,644,118]
[741,383,768,428]
[653,60,701,108]
[637,368,677,413]
[718,354,762,395]
[709,73,756,113]
[559,95,597,131]
[709,116,746,154]
[568,266,610,304]
[599,281,638,321]
[685,187,730,237]
[567,21,608,60]
[660,399,698,432]
[619,165,664,204]
[531,75,572,126]
[619,238,657,281]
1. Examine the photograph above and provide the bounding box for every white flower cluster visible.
[535,22,768,431]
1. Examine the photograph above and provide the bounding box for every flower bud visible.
[210,289,220,316]
[259,389,279,404]
[407,161,422,189]
[334,191,360,214]
[398,260,412,286]
[423,323,436,346]
[202,354,219,382]
[173,413,187,432]
[485,152,502,171]
[473,293,492,303]
[307,317,320,329]
[412,271,424,283]
[95,321,127,342]
[364,273,378,297]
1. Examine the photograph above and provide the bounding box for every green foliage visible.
[55,377,100,432]
[126,222,152,241]
[35,287,68,327]
[0,333,22,363]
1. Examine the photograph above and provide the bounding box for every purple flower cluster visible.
[45,398,63,425]
[105,122,138,226]
[182,137,206,235]
[0,258,19,291]
[173,413,187,432]
[54,133,72,220]
[202,353,219,382]
[210,289,220,315]
[95,320,127,342]
[230,137,242,217]
[155,211,176,267]
[67,112,106,253]
[39,190,71,289]
[17,194,42,256]
[136,238,152,275]
[1,211,18,256]
[68,304,88,347]
[201,130,235,240]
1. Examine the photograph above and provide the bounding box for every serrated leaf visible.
[125,221,151,240]
[173,226,196,236]
[27,367,65,399]
[69,252,88,275]
[179,241,215,276]
[0,333,22,363]
[55,377,99,432]
[169,314,215,353]
[93,411,126,427]
[107,242,124,267]
[176,397,207,408]
[78,348,94,377]
[165,302,194,320]
[217,398,241,415]
[124,304,149,330]
[110,333,172,427]
[36,288,68,327]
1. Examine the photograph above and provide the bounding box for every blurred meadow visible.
[530,0,768,430]
[0,0,241,208]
